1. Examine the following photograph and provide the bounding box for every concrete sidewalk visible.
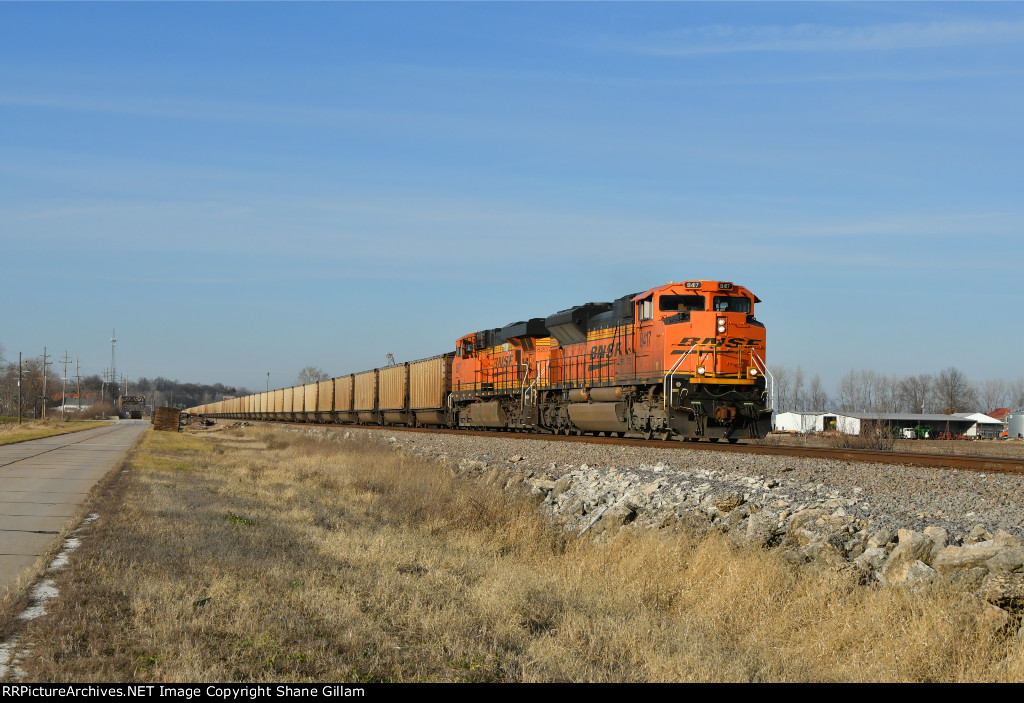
[0,421,148,596]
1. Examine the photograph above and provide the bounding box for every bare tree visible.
[1010,377,1024,410]
[791,366,806,411]
[978,378,1008,413]
[297,366,329,385]
[807,374,828,412]
[871,372,899,413]
[897,374,933,414]
[836,370,858,412]
[769,365,790,413]
[0,361,13,416]
[1,356,58,419]
[837,369,875,412]
[934,367,977,414]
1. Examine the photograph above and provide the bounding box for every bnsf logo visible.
[677,337,763,348]
[590,341,623,360]
[493,353,516,369]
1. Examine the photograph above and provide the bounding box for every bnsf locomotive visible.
[189,280,772,442]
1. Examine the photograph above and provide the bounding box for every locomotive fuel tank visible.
[567,402,629,432]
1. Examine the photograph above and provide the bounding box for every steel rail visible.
[217,420,1024,476]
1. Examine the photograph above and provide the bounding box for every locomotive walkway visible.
[0,421,148,597]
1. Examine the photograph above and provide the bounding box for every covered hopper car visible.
[188,280,773,442]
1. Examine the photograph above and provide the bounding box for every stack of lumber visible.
[151,406,182,432]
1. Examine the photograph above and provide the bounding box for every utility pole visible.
[41,347,50,420]
[110,329,117,400]
[17,352,22,425]
[75,356,81,413]
[60,351,72,421]
[101,369,109,419]
[266,372,270,392]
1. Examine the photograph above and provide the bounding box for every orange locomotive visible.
[451,280,771,442]
[189,279,772,442]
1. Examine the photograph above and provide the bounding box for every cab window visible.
[713,296,751,313]
[659,295,705,312]
[638,297,653,321]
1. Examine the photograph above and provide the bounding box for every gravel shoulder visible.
[295,426,1024,542]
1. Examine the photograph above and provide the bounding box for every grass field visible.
[0,419,113,446]
[6,425,1022,682]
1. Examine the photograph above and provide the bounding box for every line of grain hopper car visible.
[188,280,774,442]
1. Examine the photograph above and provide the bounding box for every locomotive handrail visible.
[751,350,773,411]
[664,343,697,410]
[518,362,531,410]
[524,360,550,409]
[665,343,762,410]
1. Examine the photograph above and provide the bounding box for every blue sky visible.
[1,2,1022,395]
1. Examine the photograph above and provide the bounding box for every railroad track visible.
[226,420,1024,476]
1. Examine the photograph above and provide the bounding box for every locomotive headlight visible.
[696,365,706,375]
[749,368,759,377]
[717,317,727,333]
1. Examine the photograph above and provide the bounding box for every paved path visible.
[0,421,148,596]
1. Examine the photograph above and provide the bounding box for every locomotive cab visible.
[638,281,769,440]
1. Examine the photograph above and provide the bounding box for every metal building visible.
[771,411,979,437]
[953,413,1005,438]
[772,412,823,432]
[1008,408,1024,438]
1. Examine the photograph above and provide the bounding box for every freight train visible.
[188,280,773,442]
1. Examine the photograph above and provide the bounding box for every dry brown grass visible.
[0,419,113,446]
[13,426,1024,682]
[826,422,899,451]
[767,432,1024,458]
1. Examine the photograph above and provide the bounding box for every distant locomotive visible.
[189,280,772,442]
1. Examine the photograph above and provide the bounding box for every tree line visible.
[768,365,1024,416]
[4,341,1018,420]
[0,345,251,417]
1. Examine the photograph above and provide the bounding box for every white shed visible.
[953,413,1004,438]
[773,412,824,433]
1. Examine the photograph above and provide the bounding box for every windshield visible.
[712,296,751,313]
[659,295,705,312]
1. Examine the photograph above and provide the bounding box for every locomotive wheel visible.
[615,431,625,438]
[659,431,671,442]
[728,438,740,444]
[643,428,654,441]
[708,437,720,443]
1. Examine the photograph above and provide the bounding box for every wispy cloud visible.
[0,92,380,128]
[5,188,1020,275]
[608,19,1024,57]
